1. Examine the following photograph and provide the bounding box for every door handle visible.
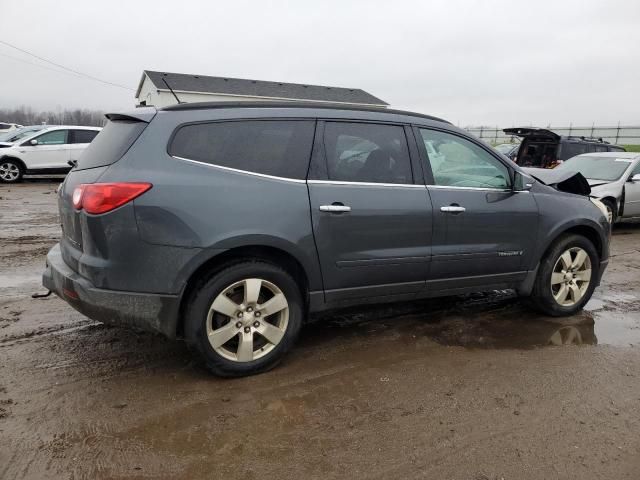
[319,203,351,213]
[440,205,466,213]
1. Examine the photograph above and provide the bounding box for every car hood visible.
[0,142,14,148]
[586,178,611,188]
[522,167,591,196]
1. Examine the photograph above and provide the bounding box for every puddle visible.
[309,289,640,349]
[585,292,640,346]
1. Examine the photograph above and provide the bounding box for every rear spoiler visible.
[522,167,591,196]
[105,107,157,123]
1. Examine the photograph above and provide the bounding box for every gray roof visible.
[137,70,388,106]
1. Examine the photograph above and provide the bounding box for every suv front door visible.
[416,128,539,291]
[19,129,70,169]
[308,121,432,303]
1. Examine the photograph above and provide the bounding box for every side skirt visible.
[309,271,535,313]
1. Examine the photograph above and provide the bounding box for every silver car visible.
[555,152,640,222]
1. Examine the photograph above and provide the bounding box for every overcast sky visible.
[1,0,639,126]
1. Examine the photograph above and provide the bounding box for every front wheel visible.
[602,199,617,224]
[0,159,24,183]
[184,261,304,377]
[530,234,599,316]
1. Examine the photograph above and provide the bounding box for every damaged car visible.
[552,153,640,222]
[43,103,611,376]
[504,127,625,168]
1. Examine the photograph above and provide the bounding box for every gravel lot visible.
[1,180,639,479]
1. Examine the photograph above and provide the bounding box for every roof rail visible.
[160,101,451,124]
[566,135,609,144]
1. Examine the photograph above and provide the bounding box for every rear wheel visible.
[530,234,599,316]
[0,159,24,183]
[184,261,303,377]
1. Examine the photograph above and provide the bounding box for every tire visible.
[184,260,304,377]
[530,234,599,316]
[602,199,617,224]
[0,159,24,183]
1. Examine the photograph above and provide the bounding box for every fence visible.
[465,124,640,146]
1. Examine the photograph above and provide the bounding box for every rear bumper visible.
[42,244,180,338]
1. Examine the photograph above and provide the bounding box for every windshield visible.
[555,155,632,181]
[0,126,46,143]
[495,144,516,154]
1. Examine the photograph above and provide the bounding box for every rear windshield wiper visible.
[68,159,78,168]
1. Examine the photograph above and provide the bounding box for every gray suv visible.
[43,103,611,376]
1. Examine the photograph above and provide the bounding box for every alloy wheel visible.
[0,162,20,182]
[206,278,289,362]
[550,247,592,306]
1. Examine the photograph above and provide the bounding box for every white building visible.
[135,70,388,108]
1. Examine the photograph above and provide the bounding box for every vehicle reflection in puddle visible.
[308,288,640,350]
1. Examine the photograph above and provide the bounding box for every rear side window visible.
[323,122,413,184]
[70,129,99,144]
[76,120,146,170]
[560,142,589,160]
[169,120,315,180]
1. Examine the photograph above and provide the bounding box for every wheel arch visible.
[176,244,312,337]
[541,223,605,264]
[600,196,620,216]
[0,155,26,171]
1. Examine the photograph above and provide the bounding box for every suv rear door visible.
[68,129,99,164]
[416,128,539,291]
[307,120,432,303]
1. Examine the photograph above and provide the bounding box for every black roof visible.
[160,101,450,124]
[138,70,388,106]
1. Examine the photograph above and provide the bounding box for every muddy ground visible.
[1,180,639,480]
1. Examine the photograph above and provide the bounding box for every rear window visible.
[168,120,315,180]
[76,120,146,170]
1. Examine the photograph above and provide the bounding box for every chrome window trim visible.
[307,179,425,188]
[427,185,512,192]
[171,155,307,184]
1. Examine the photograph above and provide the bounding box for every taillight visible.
[72,182,152,214]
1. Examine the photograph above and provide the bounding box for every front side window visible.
[419,129,510,189]
[169,120,315,180]
[323,122,412,184]
[31,130,67,145]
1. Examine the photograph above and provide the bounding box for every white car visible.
[0,125,101,183]
[0,122,23,134]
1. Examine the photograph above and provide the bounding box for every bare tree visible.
[0,106,106,127]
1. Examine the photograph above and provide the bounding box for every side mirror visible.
[513,171,533,191]
[29,139,38,146]
[631,174,640,183]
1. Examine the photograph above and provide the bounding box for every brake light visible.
[72,182,152,214]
